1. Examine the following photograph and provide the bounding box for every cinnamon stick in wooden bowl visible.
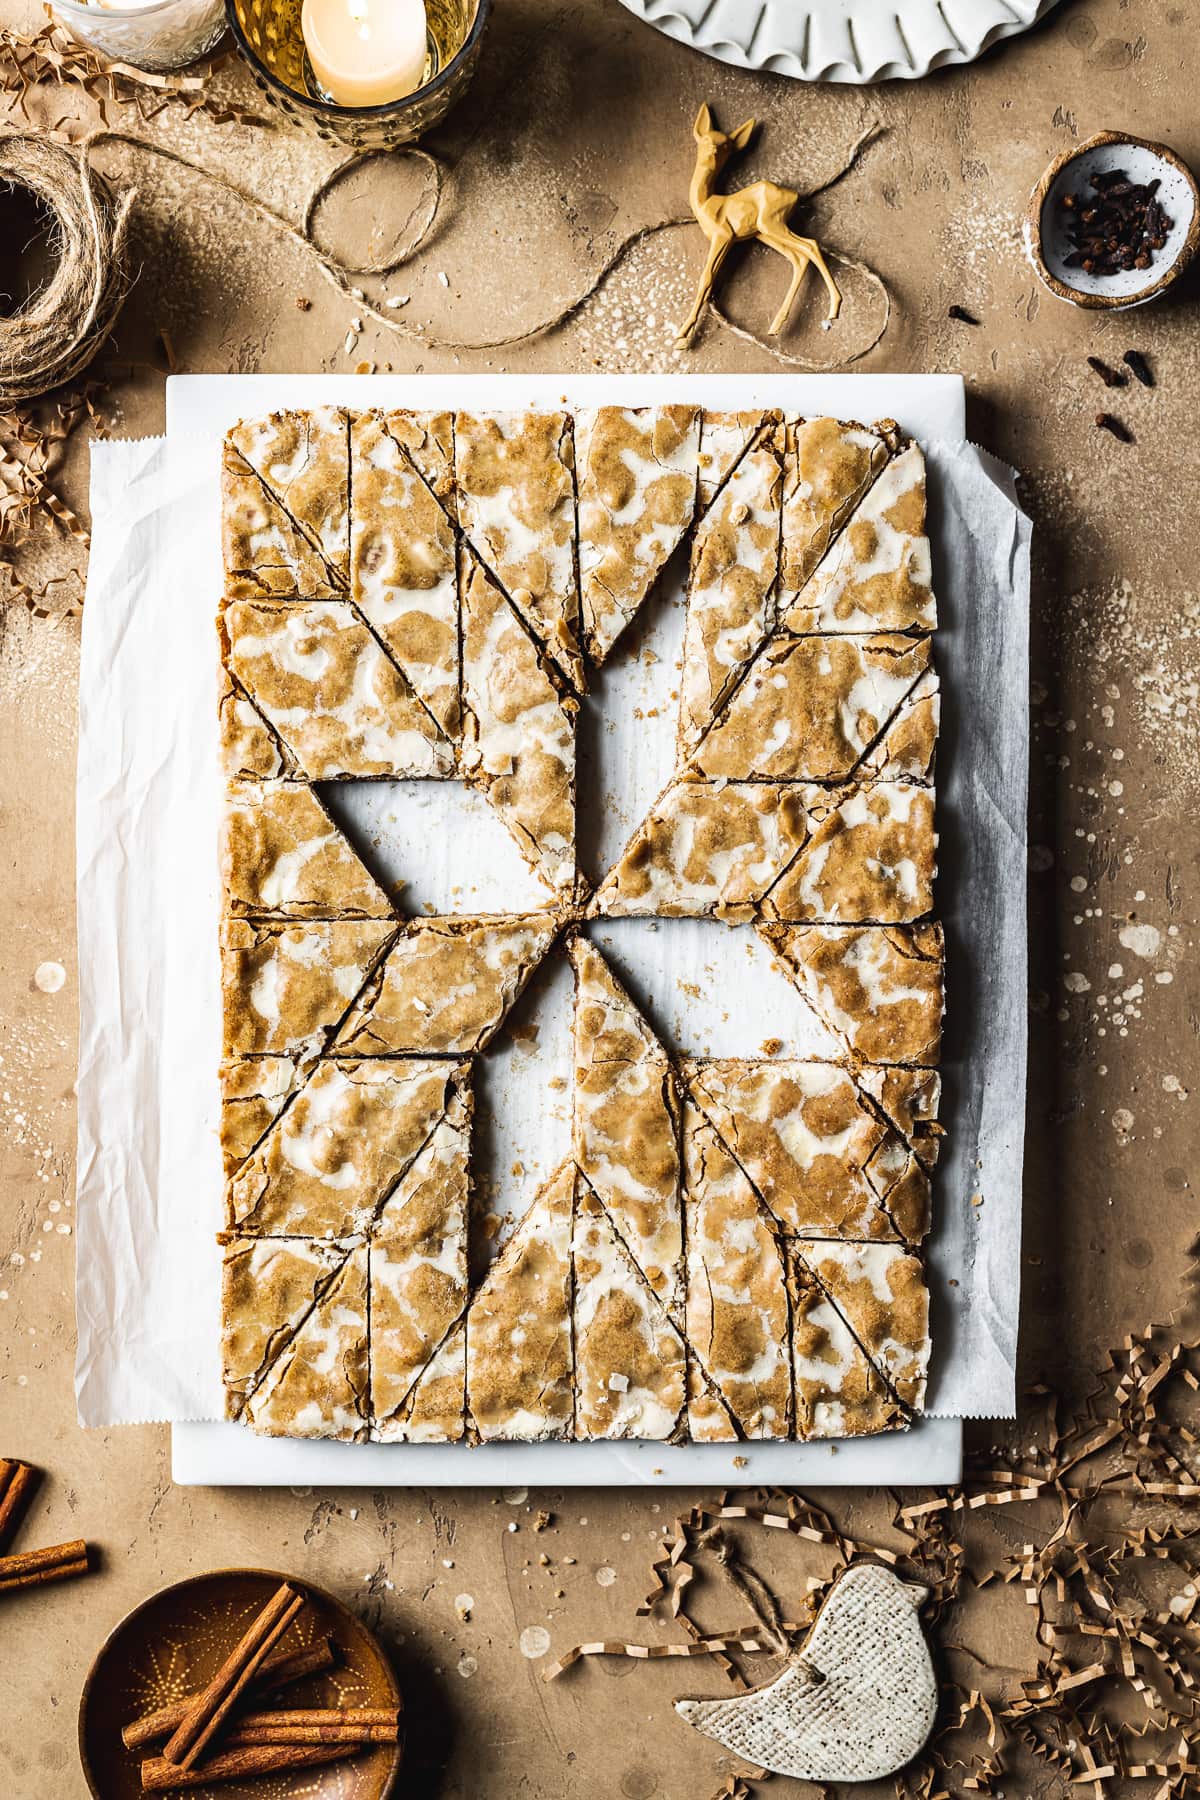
[79,1568,403,1799]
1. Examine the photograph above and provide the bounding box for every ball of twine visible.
[0,134,135,409]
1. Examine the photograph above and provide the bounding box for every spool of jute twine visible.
[0,134,135,409]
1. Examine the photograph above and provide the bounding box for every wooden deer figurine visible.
[677,103,842,347]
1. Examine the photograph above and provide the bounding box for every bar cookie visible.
[350,411,460,739]
[576,404,700,665]
[466,1160,575,1442]
[335,913,561,1055]
[454,411,583,689]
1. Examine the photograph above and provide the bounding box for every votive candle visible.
[301,0,430,108]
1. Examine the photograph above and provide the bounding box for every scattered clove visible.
[1086,355,1126,388]
[948,304,979,325]
[1095,412,1133,443]
[1122,348,1155,388]
[1061,167,1174,277]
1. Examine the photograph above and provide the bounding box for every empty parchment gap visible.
[470,946,574,1281]
[316,777,552,917]
[581,916,843,1063]
[575,539,689,887]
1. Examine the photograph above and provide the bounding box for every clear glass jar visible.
[50,0,227,74]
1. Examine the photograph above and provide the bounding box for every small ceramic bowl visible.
[1024,130,1199,309]
[78,1567,402,1800]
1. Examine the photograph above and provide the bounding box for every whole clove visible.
[1060,167,1174,277]
[948,304,979,325]
[1122,348,1154,388]
[1086,355,1126,389]
[1095,412,1133,444]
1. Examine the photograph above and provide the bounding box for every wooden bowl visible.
[78,1568,402,1800]
[1023,130,1199,310]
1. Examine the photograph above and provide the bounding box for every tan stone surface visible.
[2,2,1197,1791]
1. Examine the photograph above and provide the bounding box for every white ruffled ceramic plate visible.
[615,0,1062,82]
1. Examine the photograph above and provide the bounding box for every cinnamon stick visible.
[229,1708,399,1729]
[0,1459,37,1550]
[140,1742,360,1791]
[160,1581,303,1769]
[0,1538,89,1592]
[122,1638,337,1750]
[225,1723,399,1747]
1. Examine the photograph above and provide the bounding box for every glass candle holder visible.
[51,0,227,73]
[227,0,490,149]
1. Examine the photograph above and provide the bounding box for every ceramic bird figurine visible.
[677,103,843,347]
[675,1563,936,1783]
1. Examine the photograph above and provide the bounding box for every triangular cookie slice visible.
[576,405,700,665]
[218,667,296,781]
[684,1106,791,1439]
[374,1315,466,1443]
[860,667,939,783]
[460,554,578,897]
[335,913,561,1055]
[350,412,460,739]
[858,1065,944,1170]
[226,1057,463,1238]
[227,408,350,589]
[782,443,935,636]
[690,634,931,783]
[223,599,453,779]
[220,1056,302,1179]
[364,408,455,506]
[686,1358,740,1443]
[221,778,395,919]
[242,1242,370,1439]
[222,444,341,600]
[369,1087,471,1430]
[696,409,779,514]
[797,1241,931,1410]
[454,411,583,690]
[570,938,682,1312]
[780,416,895,603]
[221,1235,349,1419]
[789,1252,906,1438]
[572,1181,686,1441]
[220,917,397,1060]
[685,1059,909,1241]
[679,431,784,751]
[593,778,816,923]
[758,923,944,1067]
[466,1159,575,1442]
[763,781,936,924]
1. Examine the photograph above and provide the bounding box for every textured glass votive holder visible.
[226,0,491,149]
[51,0,228,73]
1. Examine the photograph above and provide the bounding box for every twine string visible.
[78,118,889,366]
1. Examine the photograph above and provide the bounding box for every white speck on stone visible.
[34,961,66,994]
[519,1625,551,1660]
[1063,972,1091,994]
[595,1565,617,1587]
[457,1654,478,1679]
[454,1593,474,1620]
[1118,923,1161,958]
[1112,1108,1135,1134]
[502,1487,528,1505]
[1069,876,1087,894]
[1107,963,1123,980]
[608,1372,630,1392]
[438,271,450,287]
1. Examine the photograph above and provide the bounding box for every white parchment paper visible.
[75,374,1028,1485]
